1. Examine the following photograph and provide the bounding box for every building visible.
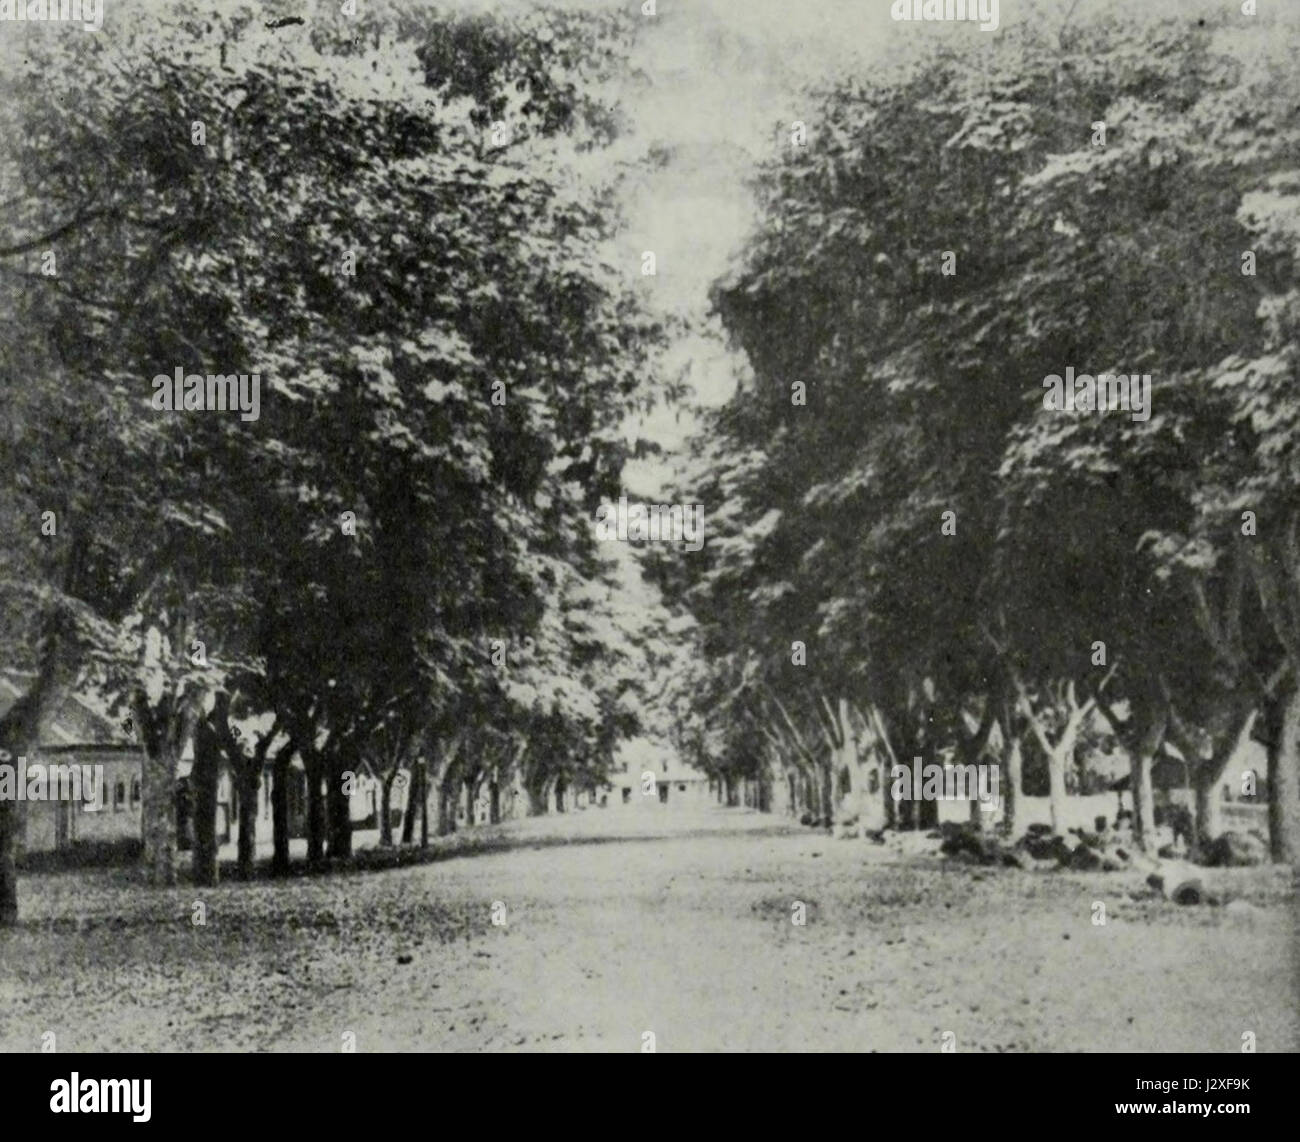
[0,670,143,857]
[2,671,385,858]
[607,738,712,807]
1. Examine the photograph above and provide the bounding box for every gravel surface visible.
[2,807,1295,1052]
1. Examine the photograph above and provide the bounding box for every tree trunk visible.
[489,779,501,824]
[1268,682,1300,864]
[327,761,352,860]
[236,761,259,880]
[191,719,221,888]
[305,756,326,866]
[380,771,397,847]
[401,766,420,845]
[441,775,460,833]
[525,780,545,816]
[916,739,939,830]
[271,743,293,875]
[1129,712,1166,855]
[0,792,16,927]
[848,743,883,830]
[1130,749,1156,854]
[1047,745,1068,837]
[999,736,1022,838]
[0,659,64,925]
[1193,769,1219,852]
[419,761,430,848]
[0,789,16,927]
[137,697,180,888]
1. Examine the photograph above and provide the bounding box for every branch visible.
[1080,659,1118,716]
[763,686,819,766]
[815,691,843,751]
[0,207,116,258]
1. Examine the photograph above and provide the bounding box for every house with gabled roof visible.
[0,669,144,856]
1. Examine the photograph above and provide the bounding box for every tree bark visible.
[1130,750,1156,854]
[1125,700,1167,855]
[327,761,352,860]
[818,758,834,828]
[1046,743,1068,837]
[191,718,221,888]
[236,761,259,879]
[0,788,17,927]
[401,766,420,845]
[135,693,181,888]
[1000,735,1022,838]
[271,740,294,875]
[441,774,460,833]
[916,737,940,830]
[380,770,397,847]
[419,760,430,848]
[1244,532,1300,862]
[1268,682,1300,864]
[304,753,326,866]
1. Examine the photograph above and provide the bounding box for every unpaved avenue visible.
[1,808,1295,1052]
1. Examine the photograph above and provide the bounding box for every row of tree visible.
[647,7,1300,861]
[0,1,673,923]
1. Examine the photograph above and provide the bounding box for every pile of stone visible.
[938,818,1157,874]
[937,818,1270,908]
[1202,830,1267,867]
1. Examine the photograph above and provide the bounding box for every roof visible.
[0,670,133,749]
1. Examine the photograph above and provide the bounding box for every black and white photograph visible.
[0,0,1297,1099]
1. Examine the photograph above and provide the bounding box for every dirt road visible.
[1,807,1295,1052]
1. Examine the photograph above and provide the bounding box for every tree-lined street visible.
[2,807,1293,1052]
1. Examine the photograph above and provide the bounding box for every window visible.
[114,779,126,811]
[130,776,141,808]
[678,784,686,793]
